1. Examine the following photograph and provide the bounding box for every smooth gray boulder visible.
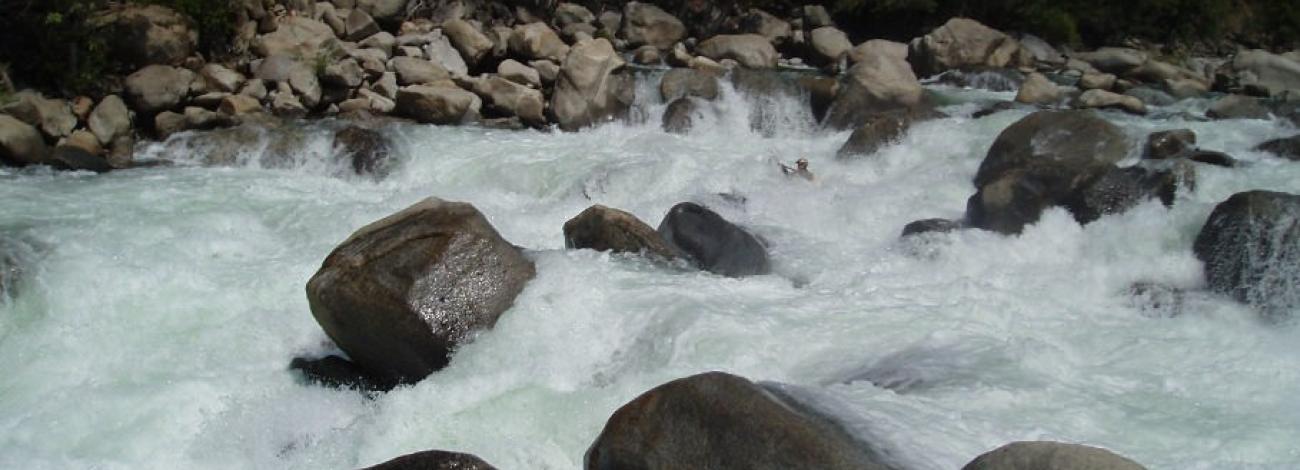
[963,441,1147,470]
[622,2,687,49]
[909,18,1029,77]
[362,450,498,470]
[305,198,535,384]
[0,115,50,166]
[1255,134,1300,160]
[695,34,778,69]
[395,85,482,125]
[564,205,679,260]
[657,202,769,277]
[125,65,195,114]
[1194,191,1300,318]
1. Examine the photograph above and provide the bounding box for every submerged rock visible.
[901,218,963,237]
[585,372,896,470]
[332,126,394,177]
[362,450,498,470]
[836,112,911,159]
[305,198,535,385]
[1143,129,1196,160]
[661,97,700,134]
[657,203,769,277]
[1061,164,1182,224]
[1255,134,1300,161]
[1207,95,1271,120]
[659,68,720,102]
[289,355,394,392]
[963,441,1147,470]
[1193,191,1300,318]
[564,205,679,260]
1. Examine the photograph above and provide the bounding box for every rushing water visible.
[2,76,1299,470]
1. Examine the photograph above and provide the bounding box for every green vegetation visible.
[0,0,236,95]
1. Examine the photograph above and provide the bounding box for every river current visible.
[1,77,1299,469]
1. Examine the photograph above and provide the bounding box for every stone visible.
[529,60,560,85]
[290,355,393,392]
[390,57,452,85]
[622,2,686,49]
[107,136,135,169]
[395,84,482,124]
[360,32,397,56]
[125,65,195,114]
[255,56,322,109]
[909,18,1029,77]
[935,68,1025,92]
[1183,149,1239,167]
[498,60,541,88]
[551,39,634,132]
[598,11,622,36]
[219,95,263,116]
[659,68,720,101]
[322,58,366,88]
[49,146,112,173]
[306,198,534,384]
[1224,49,1300,98]
[0,115,49,166]
[901,219,963,237]
[564,205,679,260]
[967,110,1130,234]
[963,441,1147,470]
[396,45,425,58]
[695,34,778,69]
[823,41,926,130]
[271,90,308,118]
[803,5,834,28]
[586,372,893,470]
[1194,191,1300,317]
[809,27,852,66]
[1255,134,1300,160]
[253,17,341,60]
[1143,129,1196,160]
[836,112,910,159]
[848,39,908,65]
[1,92,77,139]
[1072,47,1148,74]
[563,23,598,43]
[632,46,662,65]
[345,8,381,42]
[1075,89,1147,115]
[509,22,570,63]
[468,76,546,128]
[425,35,469,77]
[661,97,699,133]
[555,3,596,27]
[1018,34,1064,65]
[657,202,770,277]
[200,64,246,93]
[356,0,408,23]
[88,4,196,67]
[241,79,269,100]
[333,125,393,177]
[1078,72,1117,91]
[1128,60,1203,85]
[362,450,498,470]
[1015,72,1062,105]
[357,88,397,113]
[1207,94,1271,120]
[373,72,400,99]
[1061,164,1182,224]
[740,9,791,45]
[1164,78,1210,99]
[71,96,94,121]
[64,130,102,155]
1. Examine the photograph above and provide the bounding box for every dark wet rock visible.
[1193,191,1300,317]
[1181,149,1239,167]
[1128,282,1186,318]
[1143,129,1196,160]
[659,68,720,102]
[361,450,498,470]
[823,40,927,130]
[661,97,700,134]
[1015,72,1061,105]
[836,112,911,159]
[49,146,113,173]
[967,110,1130,234]
[1207,94,1272,120]
[1255,135,1300,161]
[962,441,1147,470]
[332,126,394,178]
[563,205,679,260]
[1061,165,1183,224]
[289,355,394,392]
[901,219,963,237]
[585,371,896,470]
[657,202,770,277]
[0,237,39,302]
[306,198,536,385]
[972,101,1017,119]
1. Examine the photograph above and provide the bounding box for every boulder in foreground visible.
[963,441,1147,470]
[361,449,498,470]
[306,198,535,385]
[586,371,896,470]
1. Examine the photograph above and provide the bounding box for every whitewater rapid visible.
[1,77,1299,469]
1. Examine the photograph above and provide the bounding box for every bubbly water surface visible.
[2,78,1299,469]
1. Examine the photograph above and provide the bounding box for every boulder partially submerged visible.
[1194,191,1300,318]
[963,441,1147,470]
[657,203,770,277]
[306,198,535,385]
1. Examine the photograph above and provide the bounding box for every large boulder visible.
[305,198,535,384]
[390,57,452,85]
[362,450,498,470]
[1075,89,1148,115]
[1207,94,1271,120]
[909,18,1029,77]
[585,372,895,470]
[395,84,482,125]
[659,68,720,101]
[967,110,1131,234]
[468,76,546,128]
[1193,191,1300,317]
[695,34,778,69]
[0,91,77,139]
[124,65,195,114]
[200,64,246,93]
[426,35,469,77]
[253,17,341,60]
[1060,164,1182,224]
[254,56,322,108]
[551,38,634,132]
[89,4,196,67]
[443,19,495,66]
[963,441,1147,470]
[498,60,542,88]
[344,9,382,42]
[740,9,791,45]
[356,0,409,24]
[661,97,699,133]
[1015,72,1062,105]
[622,2,687,49]
[836,112,911,159]
[563,205,679,260]
[822,41,926,130]
[1222,49,1300,97]
[809,27,853,66]
[657,202,770,277]
[1255,134,1300,160]
[509,22,570,63]
[1072,47,1148,75]
[0,115,49,166]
